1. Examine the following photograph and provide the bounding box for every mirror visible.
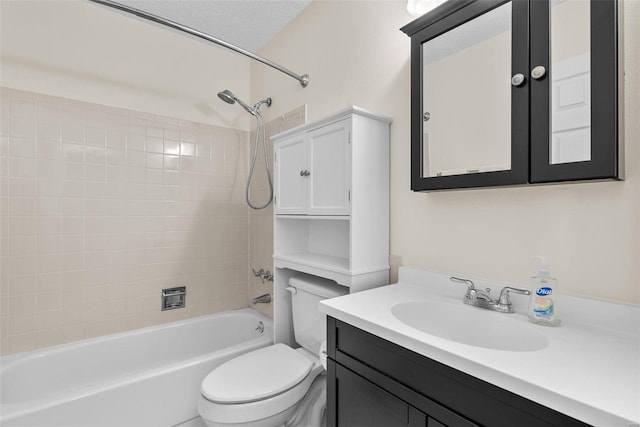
[402,0,619,190]
[549,0,591,165]
[421,2,512,178]
[420,0,592,175]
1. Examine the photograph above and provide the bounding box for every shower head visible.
[217,89,272,116]
[217,89,235,105]
[217,89,256,115]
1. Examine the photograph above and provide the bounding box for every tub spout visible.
[251,293,272,304]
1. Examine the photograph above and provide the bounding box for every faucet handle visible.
[450,276,475,290]
[450,277,477,305]
[496,286,531,313]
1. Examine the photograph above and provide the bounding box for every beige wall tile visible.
[0,88,252,355]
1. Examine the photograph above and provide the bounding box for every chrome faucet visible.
[251,293,272,304]
[252,268,273,283]
[450,276,530,313]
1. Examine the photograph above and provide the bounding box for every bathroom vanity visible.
[320,268,639,426]
[326,319,587,427]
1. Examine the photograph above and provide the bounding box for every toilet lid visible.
[201,344,313,404]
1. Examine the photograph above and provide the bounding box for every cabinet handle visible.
[300,170,310,177]
[511,73,526,87]
[531,65,546,80]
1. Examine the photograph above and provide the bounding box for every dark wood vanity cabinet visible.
[331,363,433,427]
[326,317,590,427]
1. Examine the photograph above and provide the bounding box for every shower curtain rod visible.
[87,0,310,87]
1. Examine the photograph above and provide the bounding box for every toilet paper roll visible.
[319,340,327,370]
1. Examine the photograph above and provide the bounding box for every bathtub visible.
[0,309,273,427]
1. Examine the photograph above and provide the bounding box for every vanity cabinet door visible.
[332,361,427,427]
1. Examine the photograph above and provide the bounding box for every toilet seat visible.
[199,345,323,425]
[202,344,313,404]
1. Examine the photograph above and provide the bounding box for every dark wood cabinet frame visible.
[401,0,620,192]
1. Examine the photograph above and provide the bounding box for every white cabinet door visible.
[275,133,308,214]
[275,119,351,216]
[308,120,351,215]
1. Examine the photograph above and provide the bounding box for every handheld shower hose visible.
[217,90,273,210]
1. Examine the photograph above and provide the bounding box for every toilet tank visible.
[289,274,348,355]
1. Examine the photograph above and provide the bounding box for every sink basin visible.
[391,301,548,352]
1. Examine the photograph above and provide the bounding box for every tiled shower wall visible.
[0,87,251,355]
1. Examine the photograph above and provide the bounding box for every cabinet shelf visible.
[276,215,350,220]
[274,253,350,274]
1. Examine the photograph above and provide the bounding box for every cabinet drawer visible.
[329,318,589,427]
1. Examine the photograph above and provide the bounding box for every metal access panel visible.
[162,286,186,311]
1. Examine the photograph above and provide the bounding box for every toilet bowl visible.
[198,274,347,427]
[198,344,324,427]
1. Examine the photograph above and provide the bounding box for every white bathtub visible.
[0,309,273,427]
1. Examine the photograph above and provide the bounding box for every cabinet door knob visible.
[511,73,526,87]
[531,65,546,80]
[300,170,310,176]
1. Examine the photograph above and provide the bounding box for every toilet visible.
[198,274,348,427]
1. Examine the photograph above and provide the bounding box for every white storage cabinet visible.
[272,106,391,345]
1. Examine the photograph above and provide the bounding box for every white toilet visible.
[198,274,348,427]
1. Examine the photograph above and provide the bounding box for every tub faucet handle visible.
[252,268,273,283]
[255,321,265,333]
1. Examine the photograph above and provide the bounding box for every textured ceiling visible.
[116,0,312,53]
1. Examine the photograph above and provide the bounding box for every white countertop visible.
[319,267,640,426]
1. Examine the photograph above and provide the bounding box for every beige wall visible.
[0,0,252,130]
[254,0,640,304]
[0,88,251,355]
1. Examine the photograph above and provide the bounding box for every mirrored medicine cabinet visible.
[401,0,622,191]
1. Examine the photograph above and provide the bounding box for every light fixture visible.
[406,0,447,17]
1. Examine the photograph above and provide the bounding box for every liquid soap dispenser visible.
[528,256,560,326]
